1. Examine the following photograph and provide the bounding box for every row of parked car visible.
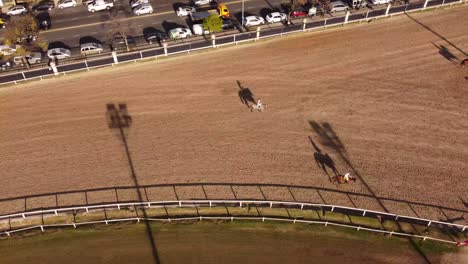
[6,0,156,16]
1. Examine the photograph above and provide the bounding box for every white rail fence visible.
[1,200,466,243]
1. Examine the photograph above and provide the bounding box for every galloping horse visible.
[461,58,468,67]
[331,174,357,184]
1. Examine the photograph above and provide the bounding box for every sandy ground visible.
[0,6,467,226]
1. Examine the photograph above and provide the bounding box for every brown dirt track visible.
[0,6,467,224]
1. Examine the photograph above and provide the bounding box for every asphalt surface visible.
[39,0,286,46]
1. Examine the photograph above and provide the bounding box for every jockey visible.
[344,173,350,183]
[257,100,262,108]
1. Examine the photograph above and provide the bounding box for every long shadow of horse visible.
[237,80,256,108]
[309,136,338,181]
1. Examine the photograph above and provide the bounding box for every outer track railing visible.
[1,200,466,241]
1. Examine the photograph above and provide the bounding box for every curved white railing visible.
[0,200,466,241]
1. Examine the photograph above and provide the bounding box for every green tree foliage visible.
[3,15,47,68]
[203,14,223,33]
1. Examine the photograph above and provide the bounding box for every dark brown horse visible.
[461,58,468,67]
[331,174,357,184]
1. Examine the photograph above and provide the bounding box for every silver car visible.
[330,1,349,13]
[14,53,42,66]
[193,0,211,6]
[47,48,71,60]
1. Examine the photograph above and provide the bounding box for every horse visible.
[331,174,357,184]
[250,103,267,112]
[461,58,468,67]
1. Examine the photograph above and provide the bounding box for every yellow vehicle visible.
[217,3,230,18]
[0,18,7,29]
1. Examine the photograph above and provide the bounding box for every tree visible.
[203,14,223,34]
[317,0,332,14]
[3,15,47,68]
[282,0,308,23]
[107,20,131,52]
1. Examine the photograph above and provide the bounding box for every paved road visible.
[39,0,286,45]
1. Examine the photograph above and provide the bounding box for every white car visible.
[133,3,153,15]
[58,0,77,9]
[265,12,287,23]
[0,45,17,56]
[244,16,265,27]
[330,1,349,13]
[169,28,192,40]
[193,0,211,6]
[130,0,149,8]
[370,0,391,4]
[47,48,71,60]
[14,52,42,66]
[177,6,196,17]
[7,5,28,16]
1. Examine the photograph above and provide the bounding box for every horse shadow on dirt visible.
[308,136,338,181]
[433,43,459,66]
[237,80,256,108]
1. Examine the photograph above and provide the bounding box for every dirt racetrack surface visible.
[0,7,467,224]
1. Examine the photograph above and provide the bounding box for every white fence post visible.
[85,60,89,71]
[256,27,261,41]
[427,221,431,227]
[211,34,216,48]
[21,72,26,80]
[365,10,369,19]
[234,34,237,45]
[385,3,392,17]
[423,0,429,8]
[22,213,26,219]
[50,62,59,76]
[324,18,327,27]
[111,51,118,64]
[139,51,143,59]
[302,18,307,31]
[40,225,44,232]
[163,41,168,56]
[344,11,350,24]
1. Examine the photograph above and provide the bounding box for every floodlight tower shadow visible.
[106,103,161,264]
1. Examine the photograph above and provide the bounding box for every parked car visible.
[111,34,135,50]
[265,12,287,23]
[32,1,55,12]
[169,27,192,40]
[177,6,196,17]
[0,45,17,56]
[57,0,77,9]
[133,3,153,15]
[80,42,103,56]
[130,0,149,8]
[222,19,237,30]
[36,12,51,30]
[290,7,307,18]
[47,48,71,60]
[370,0,391,4]
[88,0,113,12]
[7,5,28,16]
[193,0,212,6]
[244,16,265,27]
[0,60,13,70]
[330,1,349,13]
[144,29,168,44]
[13,52,42,66]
